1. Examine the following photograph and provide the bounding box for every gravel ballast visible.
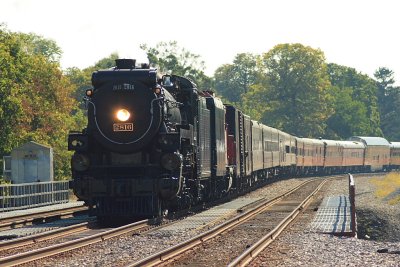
[26,173,400,266]
[250,173,400,267]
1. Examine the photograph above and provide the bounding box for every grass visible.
[370,172,400,205]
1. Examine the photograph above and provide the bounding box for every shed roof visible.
[14,141,52,151]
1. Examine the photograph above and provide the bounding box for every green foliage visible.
[65,66,90,107]
[327,63,382,138]
[0,26,82,180]
[375,67,395,104]
[217,45,387,140]
[241,83,270,121]
[140,41,211,89]
[374,67,400,140]
[325,86,370,139]
[17,33,62,62]
[214,53,260,104]
[91,53,119,69]
[256,43,332,137]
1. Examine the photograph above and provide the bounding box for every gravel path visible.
[250,173,400,267]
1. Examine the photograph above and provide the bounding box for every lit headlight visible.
[161,153,182,171]
[116,109,130,122]
[72,153,90,171]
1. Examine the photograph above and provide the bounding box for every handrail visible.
[0,181,70,212]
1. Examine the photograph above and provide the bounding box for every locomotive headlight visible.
[71,153,90,171]
[116,109,130,122]
[161,153,182,171]
[85,89,93,97]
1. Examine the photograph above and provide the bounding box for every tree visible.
[0,26,82,179]
[18,33,62,62]
[375,67,395,105]
[325,86,370,139]
[257,43,332,137]
[241,83,271,121]
[374,67,400,140]
[0,29,22,154]
[214,53,260,104]
[327,63,382,137]
[140,41,211,89]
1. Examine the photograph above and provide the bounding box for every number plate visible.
[113,123,133,132]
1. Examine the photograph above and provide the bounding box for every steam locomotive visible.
[68,59,400,220]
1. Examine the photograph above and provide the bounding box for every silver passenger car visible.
[348,136,390,171]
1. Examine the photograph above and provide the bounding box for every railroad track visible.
[0,205,88,231]
[228,179,328,267]
[0,219,151,267]
[0,220,92,252]
[126,176,333,267]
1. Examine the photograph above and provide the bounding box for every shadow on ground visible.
[357,209,400,242]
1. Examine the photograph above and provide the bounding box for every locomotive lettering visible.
[112,83,135,91]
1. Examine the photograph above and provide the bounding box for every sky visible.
[1,0,399,84]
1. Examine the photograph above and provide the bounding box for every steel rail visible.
[0,205,88,231]
[127,177,333,267]
[0,219,149,267]
[227,178,329,267]
[0,221,92,251]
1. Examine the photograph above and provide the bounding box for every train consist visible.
[68,59,400,220]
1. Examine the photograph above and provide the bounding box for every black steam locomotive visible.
[68,59,235,219]
[68,59,399,220]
